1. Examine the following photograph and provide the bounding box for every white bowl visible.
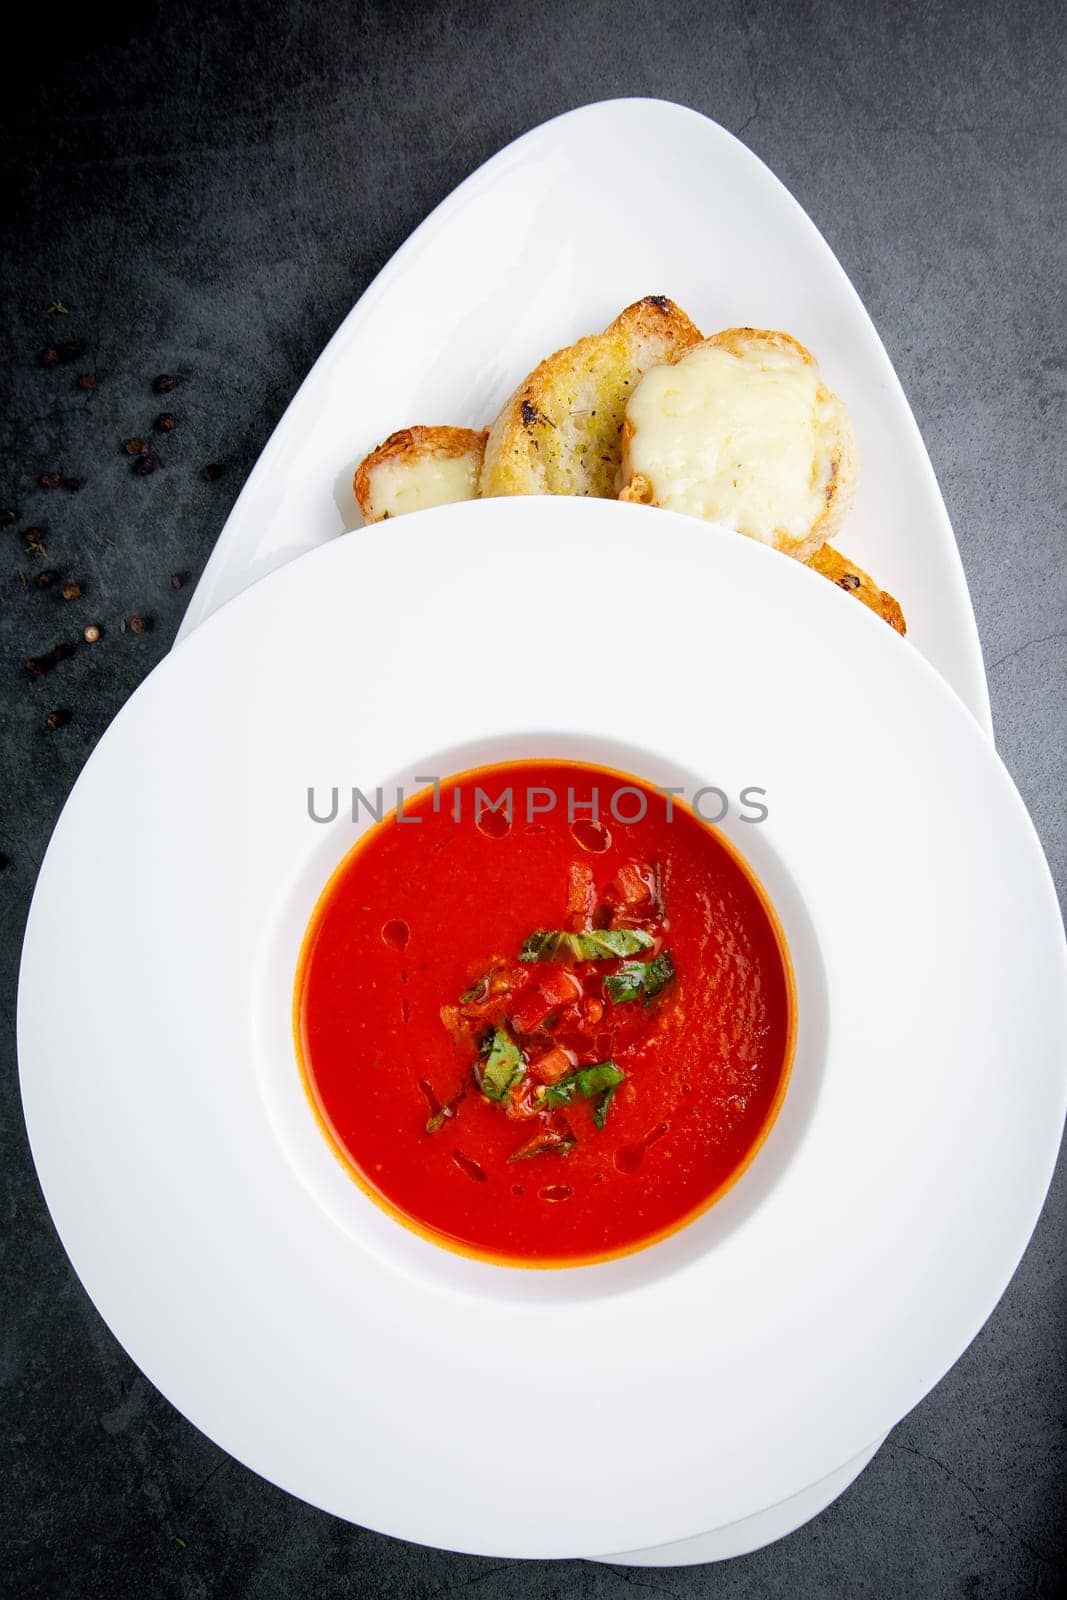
[19,498,1065,1557]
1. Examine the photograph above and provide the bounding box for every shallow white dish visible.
[175,97,992,744]
[20,498,1065,1559]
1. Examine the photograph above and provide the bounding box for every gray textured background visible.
[2,1,1064,1596]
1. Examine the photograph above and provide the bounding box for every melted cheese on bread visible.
[620,329,856,560]
[353,426,486,524]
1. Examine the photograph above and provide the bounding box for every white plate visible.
[173,95,996,1556]
[175,97,992,745]
[599,1437,885,1565]
[20,499,1065,1559]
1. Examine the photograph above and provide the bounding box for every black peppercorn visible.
[129,614,152,634]
[123,437,150,456]
[203,463,223,482]
[46,708,72,730]
[76,372,97,391]
[132,455,157,476]
[56,341,83,362]
[40,347,59,367]
[61,477,82,492]
[153,374,178,394]
[155,412,177,432]
[39,472,61,490]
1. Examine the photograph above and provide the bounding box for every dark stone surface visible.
[1,1,1064,1595]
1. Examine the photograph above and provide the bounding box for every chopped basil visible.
[460,974,490,1004]
[592,1084,619,1130]
[604,950,676,1005]
[519,927,654,963]
[426,1089,464,1134]
[476,1027,525,1102]
[506,1127,576,1161]
[541,1060,625,1113]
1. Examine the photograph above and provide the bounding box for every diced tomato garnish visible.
[603,861,656,911]
[457,960,523,1030]
[565,861,596,931]
[530,1044,577,1084]
[509,965,582,1033]
[439,1003,476,1053]
[507,1075,545,1119]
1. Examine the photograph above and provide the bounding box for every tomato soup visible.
[295,761,793,1266]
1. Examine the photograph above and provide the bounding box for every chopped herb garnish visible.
[507,1125,576,1161]
[519,927,654,963]
[426,1090,465,1133]
[604,950,676,1005]
[477,1026,525,1102]
[541,1060,625,1110]
[593,1084,619,1130]
[460,973,491,1004]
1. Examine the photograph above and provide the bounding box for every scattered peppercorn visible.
[61,477,82,492]
[129,615,152,634]
[153,374,178,394]
[46,708,72,730]
[132,455,157,476]
[0,508,17,527]
[39,472,61,490]
[84,624,101,643]
[36,570,57,588]
[202,463,223,482]
[60,582,82,601]
[40,347,59,367]
[57,341,83,362]
[25,640,75,679]
[23,528,46,556]
[169,570,187,589]
[155,412,177,432]
[76,372,97,391]
[123,437,149,456]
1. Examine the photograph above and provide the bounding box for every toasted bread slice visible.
[480,296,703,499]
[619,328,857,562]
[353,426,486,523]
[807,543,906,634]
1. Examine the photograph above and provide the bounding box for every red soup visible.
[295,761,794,1266]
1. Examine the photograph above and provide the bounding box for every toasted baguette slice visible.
[619,328,857,562]
[353,426,487,523]
[807,543,906,634]
[480,296,703,499]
